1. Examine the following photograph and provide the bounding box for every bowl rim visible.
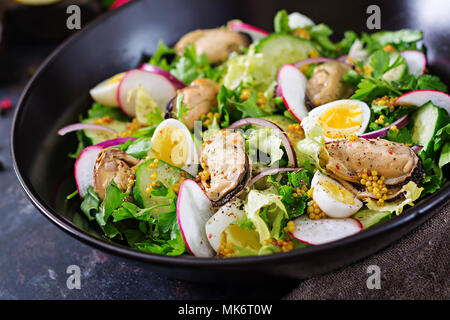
[10,0,450,267]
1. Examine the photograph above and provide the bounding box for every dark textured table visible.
[0,43,297,300]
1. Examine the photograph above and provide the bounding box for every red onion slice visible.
[248,167,302,187]
[58,123,117,136]
[359,114,409,139]
[294,57,336,68]
[337,55,350,64]
[95,137,136,148]
[411,145,423,153]
[228,117,297,167]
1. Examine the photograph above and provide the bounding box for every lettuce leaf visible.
[222,46,277,91]
[245,190,288,243]
[366,181,424,215]
[295,124,328,170]
[247,128,284,166]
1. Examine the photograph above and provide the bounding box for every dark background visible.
[1,0,449,299]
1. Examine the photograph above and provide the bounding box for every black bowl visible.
[11,0,450,283]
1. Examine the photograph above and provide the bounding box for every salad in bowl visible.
[60,10,450,258]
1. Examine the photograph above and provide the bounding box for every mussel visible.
[324,138,424,201]
[165,78,220,131]
[94,148,140,201]
[306,61,354,106]
[174,28,250,65]
[199,130,251,206]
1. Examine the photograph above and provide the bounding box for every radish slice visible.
[177,179,215,257]
[139,63,186,90]
[228,117,297,167]
[359,114,409,139]
[274,58,347,97]
[58,123,117,136]
[292,216,362,246]
[75,145,104,198]
[395,89,450,115]
[228,20,269,42]
[117,69,177,117]
[278,64,309,122]
[74,137,135,197]
[400,50,426,76]
[248,167,302,187]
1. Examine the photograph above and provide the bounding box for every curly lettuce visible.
[366,181,424,215]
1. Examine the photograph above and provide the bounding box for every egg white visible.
[205,198,246,252]
[301,99,371,141]
[151,119,198,176]
[311,171,363,219]
[89,73,124,107]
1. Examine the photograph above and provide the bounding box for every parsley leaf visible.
[233,91,268,118]
[121,137,152,159]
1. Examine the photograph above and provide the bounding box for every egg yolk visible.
[319,179,355,205]
[318,103,363,139]
[151,126,188,168]
[106,72,125,85]
[219,224,261,256]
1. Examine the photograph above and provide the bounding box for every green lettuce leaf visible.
[245,190,288,243]
[247,128,284,166]
[366,181,423,215]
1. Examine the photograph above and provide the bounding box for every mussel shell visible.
[212,153,251,207]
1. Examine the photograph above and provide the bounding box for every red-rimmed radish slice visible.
[139,63,186,90]
[395,89,450,114]
[274,58,346,97]
[58,123,117,136]
[359,114,409,139]
[228,20,269,42]
[228,117,297,167]
[177,179,215,257]
[292,216,362,246]
[400,50,426,76]
[75,145,104,198]
[117,69,177,117]
[74,137,135,197]
[278,64,308,122]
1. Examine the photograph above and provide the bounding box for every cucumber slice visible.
[261,115,296,129]
[352,209,392,229]
[261,115,304,145]
[410,102,450,156]
[133,159,193,210]
[255,34,316,70]
[82,118,128,145]
[382,52,407,82]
